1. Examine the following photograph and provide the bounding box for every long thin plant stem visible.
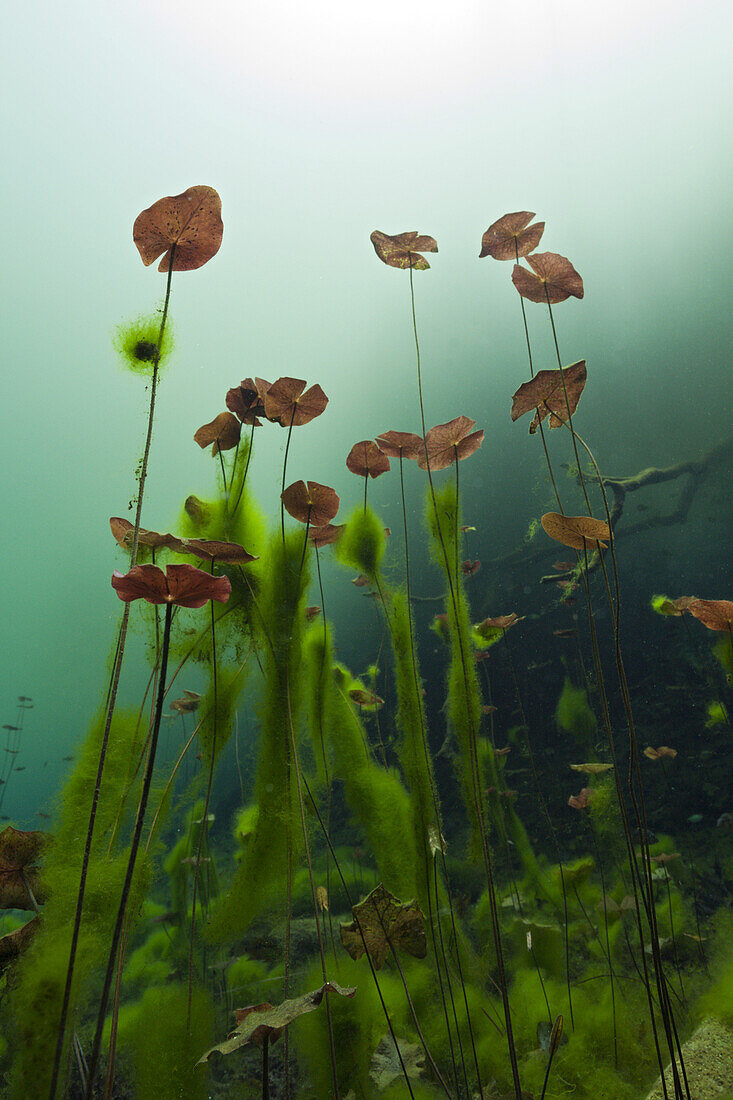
[50,247,176,1100]
[83,600,175,1097]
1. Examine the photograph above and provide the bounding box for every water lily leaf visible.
[537,1015,567,1056]
[109,518,186,554]
[340,884,427,970]
[687,598,733,632]
[194,412,242,455]
[643,746,677,761]
[541,512,610,550]
[308,523,345,548]
[511,362,587,434]
[133,185,223,272]
[170,690,201,715]
[226,378,265,426]
[370,1035,426,1091]
[512,252,584,304]
[370,230,438,270]
[0,827,49,910]
[180,538,257,564]
[264,377,328,427]
[0,916,39,972]
[111,564,231,608]
[569,762,614,775]
[281,481,340,527]
[375,431,424,460]
[348,688,384,709]
[197,982,356,1063]
[346,441,391,479]
[568,788,594,810]
[417,416,484,471]
[480,212,545,260]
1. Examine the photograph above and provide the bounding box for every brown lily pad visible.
[340,884,427,970]
[512,252,584,304]
[417,416,484,471]
[308,524,345,548]
[170,690,201,715]
[375,431,424,460]
[264,377,328,427]
[180,538,257,564]
[568,788,594,810]
[541,512,610,550]
[643,746,677,761]
[133,185,223,273]
[197,982,356,1063]
[226,379,265,426]
[109,518,186,555]
[348,688,384,709]
[281,481,340,527]
[0,916,39,973]
[479,211,545,261]
[194,412,242,455]
[370,230,437,270]
[346,441,391,479]
[687,599,733,632]
[0,827,49,910]
[511,362,587,434]
[461,560,481,576]
[111,564,231,608]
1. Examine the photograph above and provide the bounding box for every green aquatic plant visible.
[50,185,224,1100]
[555,676,597,745]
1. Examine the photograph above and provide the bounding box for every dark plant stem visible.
[230,422,256,522]
[409,265,519,1098]
[364,475,368,514]
[280,407,297,542]
[83,600,174,1098]
[50,248,176,1100]
[262,1034,270,1100]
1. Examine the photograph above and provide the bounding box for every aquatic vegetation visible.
[1,193,730,1100]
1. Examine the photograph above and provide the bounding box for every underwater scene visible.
[2,3,732,1098]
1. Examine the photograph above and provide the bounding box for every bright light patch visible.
[151,0,689,103]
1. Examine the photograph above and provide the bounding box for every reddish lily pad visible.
[264,377,328,427]
[109,518,186,554]
[281,481,340,527]
[226,379,265,426]
[111,563,231,608]
[194,412,242,455]
[346,441,391,479]
[133,185,223,273]
[541,512,610,550]
[170,690,201,715]
[568,788,594,810]
[479,212,545,261]
[512,252,584,304]
[370,230,438,270]
[461,560,481,576]
[375,431,424,460]
[687,599,733,631]
[511,362,587,434]
[308,524,345,548]
[180,538,257,564]
[417,416,484,471]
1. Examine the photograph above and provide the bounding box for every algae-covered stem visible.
[49,244,177,1100]
[409,264,521,1098]
[84,600,175,1097]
